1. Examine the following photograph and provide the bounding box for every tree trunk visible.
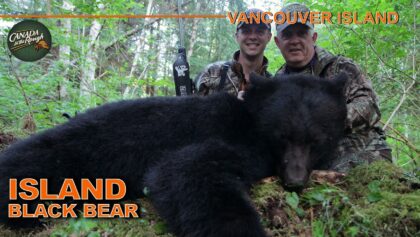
[58,0,74,100]
[124,0,154,98]
[80,19,102,106]
[187,2,201,59]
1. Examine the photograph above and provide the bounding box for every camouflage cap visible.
[276,3,314,33]
[237,8,271,31]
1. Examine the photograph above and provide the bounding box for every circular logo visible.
[7,20,52,62]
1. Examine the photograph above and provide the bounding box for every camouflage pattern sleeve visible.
[195,62,224,96]
[195,69,211,96]
[334,58,381,131]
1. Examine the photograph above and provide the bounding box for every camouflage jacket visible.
[276,46,391,170]
[195,51,272,96]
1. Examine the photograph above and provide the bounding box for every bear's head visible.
[244,73,348,191]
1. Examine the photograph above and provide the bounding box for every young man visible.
[274,3,392,173]
[195,8,272,96]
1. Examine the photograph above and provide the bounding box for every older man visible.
[195,8,272,96]
[274,3,392,172]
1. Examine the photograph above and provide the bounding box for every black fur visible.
[0,74,347,236]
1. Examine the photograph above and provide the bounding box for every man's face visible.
[274,24,317,68]
[235,24,272,59]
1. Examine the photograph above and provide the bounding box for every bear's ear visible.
[333,72,348,94]
[249,72,270,88]
[243,73,275,103]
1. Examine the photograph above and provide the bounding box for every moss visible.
[308,161,420,237]
[250,161,420,237]
[251,178,285,206]
[356,191,420,236]
[0,225,52,237]
[345,160,412,195]
[0,199,173,237]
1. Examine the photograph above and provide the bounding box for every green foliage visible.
[285,192,305,217]
[51,218,104,237]
[47,217,171,237]
[286,0,419,171]
[251,161,420,237]
[0,198,172,237]
[367,180,384,203]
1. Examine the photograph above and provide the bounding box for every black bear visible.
[0,74,347,237]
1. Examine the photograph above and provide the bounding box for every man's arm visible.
[195,63,224,96]
[334,58,381,131]
[195,70,211,96]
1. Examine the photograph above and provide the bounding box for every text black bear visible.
[0,74,347,237]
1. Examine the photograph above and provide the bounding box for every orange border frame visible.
[0,14,226,19]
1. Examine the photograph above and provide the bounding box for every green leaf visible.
[345,226,360,237]
[311,192,326,202]
[285,192,299,209]
[295,207,306,217]
[367,180,381,192]
[367,180,383,202]
[367,192,383,203]
[87,232,101,237]
[312,220,325,237]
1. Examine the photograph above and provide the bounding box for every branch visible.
[379,120,419,153]
[346,27,417,132]
[383,79,416,130]
[104,0,193,51]
[347,27,414,81]
[7,56,34,122]
[386,134,419,166]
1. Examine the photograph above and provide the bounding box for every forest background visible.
[0,0,418,172]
